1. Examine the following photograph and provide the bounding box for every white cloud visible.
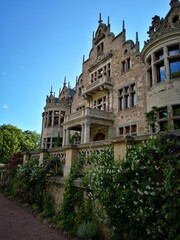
[3,104,8,109]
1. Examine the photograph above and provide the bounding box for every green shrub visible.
[85,134,180,239]
[6,156,64,217]
[77,221,97,240]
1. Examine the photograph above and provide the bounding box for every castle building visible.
[41,0,180,149]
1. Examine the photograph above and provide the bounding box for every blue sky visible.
[0,0,170,133]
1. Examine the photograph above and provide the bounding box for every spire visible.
[136,31,139,42]
[76,76,78,84]
[136,32,140,54]
[122,20,125,31]
[64,76,66,86]
[83,55,85,63]
[107,16,110,26]
[59,88,61,97]
[50,86,53,96]
[122,20,126,43]
[98,13,103,24]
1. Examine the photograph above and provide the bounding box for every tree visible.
[22,130,40,151]
[0,124,40,163]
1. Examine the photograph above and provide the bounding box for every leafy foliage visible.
[85,134,180,240]
[58,153,96,236]
[9,156,64,217]
[77,221,97,240]
[1,133,179,240]
[0,124,40,163]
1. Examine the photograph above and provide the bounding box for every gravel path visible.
[0,193,68,240]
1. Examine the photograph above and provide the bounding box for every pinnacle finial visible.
[135,32,140,53]
[98,13,103,23]
[136,32,139,42]
[64,76,66,86]
[83,55,85,63]
[108,16,110,26]
[50,86,53,95]
[122,20,125,31]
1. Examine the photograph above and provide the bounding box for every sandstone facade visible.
[41,0,180,149]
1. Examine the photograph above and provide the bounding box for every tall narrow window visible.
[118,84,136,111]
[172,105,180,130]
[125,126,130,134]
[119,127,124,135]
[131,124,137,135]
[131,84,136,107]
[159,107,168,131]
[148,69,153,88]
[121,61,125,73]
[157,63,166,82]
[127,58,131,70]
[169,58,180,78]
[119,97,123,110]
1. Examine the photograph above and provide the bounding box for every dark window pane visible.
[131,124,137,134]
[173,105,180,116]
[159,108,167,119]
[159,121,168,131]
[125,126,130,134]
[174,120,180,129]
[119,127,124,135]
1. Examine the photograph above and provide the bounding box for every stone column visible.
[52,111,54,126]
[81,124,84,144]
[113,137,133,161]
[62,129,66,146]
[39,149,49,164]
[151,52,156,85]
[164,46,170,81]
[64,146,79,178]
[109,91,113,111]
[84,122,90,143]
[23,152,30,163]
[65,129,70,145]
[50,137,53,149]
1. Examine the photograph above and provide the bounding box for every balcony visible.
[83,76,113,98]
[64,107,113,126]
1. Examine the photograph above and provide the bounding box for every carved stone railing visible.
[64,107,113,123]
[83,76,113,97]
[30,153,40,161]
[49,150,66,164]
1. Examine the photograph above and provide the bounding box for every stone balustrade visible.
[83,75,113,96]
[64,107,113,123]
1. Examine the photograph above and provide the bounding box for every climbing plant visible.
[85,134,180,240]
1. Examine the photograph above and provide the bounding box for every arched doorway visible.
[94,132,105,141]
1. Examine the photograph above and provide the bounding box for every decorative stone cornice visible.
[146,0,180,42]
